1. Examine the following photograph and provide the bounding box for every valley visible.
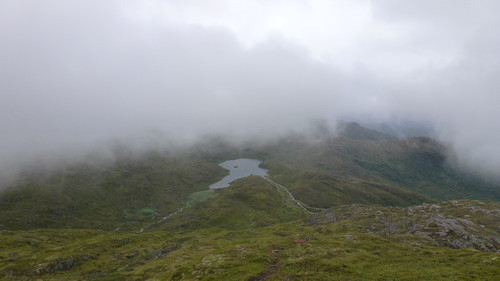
[1,123,499,280]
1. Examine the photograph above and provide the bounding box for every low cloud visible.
[1,0,500,183]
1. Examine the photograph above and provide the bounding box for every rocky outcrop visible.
[309,200,500,252]
[33,254,93,275]
[34,256,77,274]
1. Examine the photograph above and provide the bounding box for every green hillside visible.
[260,125,500,206]
[156,176,308,231]
[1,197,499,280]
[1,124,500,232]
[0,154,226,230]
[1,124,499,280]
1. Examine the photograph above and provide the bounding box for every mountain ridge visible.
[1,123,499,280]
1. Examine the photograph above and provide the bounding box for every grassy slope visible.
[155,176,308,231]
[265,164,430,208]
[260,134,500,208]
[1,200,499,280]
[1,128,500,279]
[309,200,500,252]
[0,153,226,230]
[2,126,498,232]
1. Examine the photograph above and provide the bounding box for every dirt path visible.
[261,176,317,214]
[136,175,323,233]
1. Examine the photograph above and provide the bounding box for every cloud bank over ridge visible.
[1,0,500,181]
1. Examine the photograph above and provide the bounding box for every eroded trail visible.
[261,176,317,214]
[136,172,322,233]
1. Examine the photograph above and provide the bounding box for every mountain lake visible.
[209,159,268,189]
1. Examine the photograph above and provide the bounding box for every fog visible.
[1,0,500,184]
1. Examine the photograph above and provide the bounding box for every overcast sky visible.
[1,0,499,182]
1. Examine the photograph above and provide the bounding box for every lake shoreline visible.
[209,158,268,189]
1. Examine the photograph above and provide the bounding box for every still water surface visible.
[209,159,268,189]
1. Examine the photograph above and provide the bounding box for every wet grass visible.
[1,219,499,280]
[1,131,500,280]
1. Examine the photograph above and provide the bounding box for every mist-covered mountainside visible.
[1,123,499,280]
[337,121,399,141]
[260,123,500,206]
[0,155,226,230]
[4,1,500,279]
[1,123,499,231]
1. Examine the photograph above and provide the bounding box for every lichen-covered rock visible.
[34,256,77,274]
[309,200,500,252]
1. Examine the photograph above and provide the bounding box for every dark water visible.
[209,159,268,189]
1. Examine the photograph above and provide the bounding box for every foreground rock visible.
[309,200,500,252]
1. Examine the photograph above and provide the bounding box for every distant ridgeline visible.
[1,123,500,280]
[0,122,499,230]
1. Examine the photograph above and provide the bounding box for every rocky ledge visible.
[309,200,500,252]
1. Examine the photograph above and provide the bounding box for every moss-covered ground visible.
[1,128,500,280]
[1,220,499,280]
[1,177,499,280]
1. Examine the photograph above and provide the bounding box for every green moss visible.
[1,216,498,280]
